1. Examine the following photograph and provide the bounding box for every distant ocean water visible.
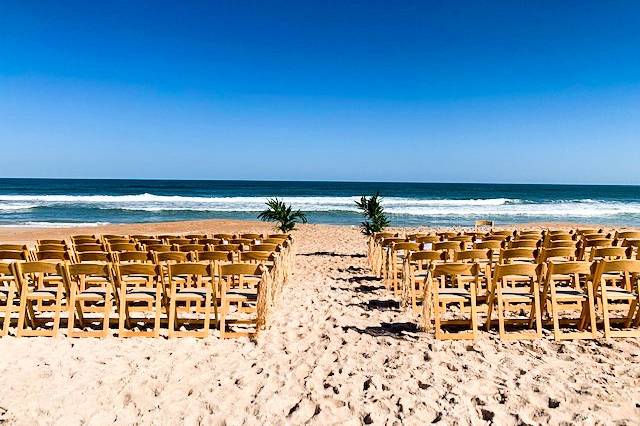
[1,178,640,228]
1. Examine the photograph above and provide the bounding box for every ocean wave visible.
[0,203,37,211]
[1,193,640,218]
[0,221,110,228]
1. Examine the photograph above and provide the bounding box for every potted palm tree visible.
[258,198,308,232]
[355,191,390,235]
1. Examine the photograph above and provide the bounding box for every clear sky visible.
[1,1,639,184]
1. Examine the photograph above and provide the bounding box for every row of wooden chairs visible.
[0,233,293,339]
[368,228,640,341]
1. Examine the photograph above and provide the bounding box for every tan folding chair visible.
[540,261,597,340]
[429,263,480,340]
[12,261,66,337]
[404,251,444,312]
[166,262,216,338]
[591,259,640,338]
[0,262,19,336]
[486,263,543,340]
[218,263,268,339]
[475,220,494,232]
[60,262,115,338]
[114,263,164,338]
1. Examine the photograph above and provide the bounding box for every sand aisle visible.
[0,224,639,424]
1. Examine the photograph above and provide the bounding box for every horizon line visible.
[0,176,639,187]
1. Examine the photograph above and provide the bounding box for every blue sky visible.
[1,1,639,184]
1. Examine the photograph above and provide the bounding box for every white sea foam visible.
[0,221,110,228]
[1,193,639,218]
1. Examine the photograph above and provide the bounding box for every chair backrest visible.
[241,251,276,263]
[37,244,68,252]
[0,262,12,276]
[60,262,113,289]
[73,243,105,252]
[184,234,208,240]
[175,244,206,253]
[35,250,72,261]
[537,247,576,262]
[453,249,492,262]
[409,250,445,262]
[545,260,591,277]
[262,238,288,245]
[475,220,494,227]
[154,251,189,264]
[195,238,222,245]
[415,235,440,245]
[145,244,174,253]
[213,244,242,252]
[114,263,161,279]
[508,239,539,249]
[115,251,153,263]
[0,244,28,251]
[240,233,263,240]
[193,251,233,262]
[214,233,235,241]
[231,238,254,245]
[250,244,279,252]
[77,251,114,263]
[0,250,28,261]
[499,248,537,263]
[473,240,501,250]
[167,238,191,246]
[591,259,640,294]
[167,262,211,287]
[548,240,577,249]
[493,263,540,281]
[37,239,67,246]
[431,262,479,280]
[590,246,629,261]
[433,241,463,251]
[219,263,263,277]
[437,231,458,240]
[108,243,139,252]
[138,239,163,246]
[449,235,474,243]
[483,235,508,242]
[12,261,61,292]
[391,242,420,253]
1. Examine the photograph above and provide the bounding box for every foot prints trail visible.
[0,224,639,424]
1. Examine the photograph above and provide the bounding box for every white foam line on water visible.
[0,221,110,228]
[1,193,640,217]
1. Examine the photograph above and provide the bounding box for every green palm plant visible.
[355,191,390,235]
[258,198,308,233]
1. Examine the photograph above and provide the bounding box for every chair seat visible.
[173,288,210,301]
[77,288,109,301]
[552,288,587,301]
[27,289,61,299]
[224,290,258,301]
[125,288,159,300]
[43,275,63,283]
[601,287,637,300]
[500,290,534,302]
[436,288,472,302]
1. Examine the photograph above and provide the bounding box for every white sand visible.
[0,221,639,424]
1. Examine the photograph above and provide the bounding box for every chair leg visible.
[118,292,127,337]
[497,292,506,339]
[168,296,177,338]
[203,291,212,337]
[102,292,112,338]
[533,293,542,338]
[153,290,162,338]
[601,294,612,340]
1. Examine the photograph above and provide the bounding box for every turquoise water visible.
[1,178,640,227]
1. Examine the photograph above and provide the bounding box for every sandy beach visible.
[0,219,639,424]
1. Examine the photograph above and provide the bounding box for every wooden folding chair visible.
[591,259,640,339]
[387,242,420,296]
[429,263,481,340]
[166,262,216,338]
[59,262,115,338]
[486,263,543,340]
[218,263,268,339]
[475,220,494,232]
[404,251,445,312]
[540,261,597,340]
[113,263,164,337]
[0,262,19,336]
[12,261,66,337]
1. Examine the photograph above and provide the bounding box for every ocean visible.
[1,178,640,228]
